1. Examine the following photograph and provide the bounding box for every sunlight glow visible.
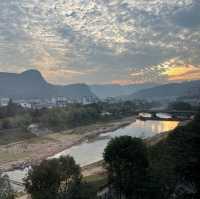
[163,65,200,81]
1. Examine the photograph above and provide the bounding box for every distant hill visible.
[0,70,96,99]
[90,83,157,99]
[126,80,200,100]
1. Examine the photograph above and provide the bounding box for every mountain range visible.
[0,70,95,100]
[0,70,199,101]
[90,83,157,99]
[125,80,200,101]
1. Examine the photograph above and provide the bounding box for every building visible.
[0,98,10,107]
[81,96,99,105]
[56,96,67,107]
[19,102,32,109]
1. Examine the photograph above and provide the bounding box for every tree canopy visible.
[103,136,149,199]
[0,173,14,199]
[168,101,192,111]
[24,156,94,199]
[149,110,200,199]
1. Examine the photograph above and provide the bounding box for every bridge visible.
[137,109,197,114]
[136,110,197,121]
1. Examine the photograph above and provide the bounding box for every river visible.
[51,119,178,166]
[6,116,179,191]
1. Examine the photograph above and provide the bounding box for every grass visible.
[0,151,30,162]
[0,128,35,145]
[84,173,108,192]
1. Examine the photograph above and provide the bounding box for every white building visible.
[81,96,98,105]
[19,102,32,109]
[0,98,10,107]
[56,96,67,107]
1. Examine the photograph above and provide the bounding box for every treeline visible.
[30,101,141,130]
[0,100,25,119]
[0,101,150,131]
[168,101,193,111]
[148,110,200,199]
[0,100,30,130]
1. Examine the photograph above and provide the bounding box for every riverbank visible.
[80,119,190,175]
[0,116,136,172]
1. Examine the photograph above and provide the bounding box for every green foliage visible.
[0,99,24,119]
[149,111,200,198]
[1,118,12,129]
[24,156,94,199]
[84,174,107,193]
[168,101,192,111]
[14,114,32,130]
[38,106,100,130]
[102,112,200,199]
[0,99,31,130]
[45,108,68,128]
[0,174,14,199]
[0,101,139,131]
[0,114,32,130]
[104,136,149,199]
[99,101,137,119]
[66,106,99,127]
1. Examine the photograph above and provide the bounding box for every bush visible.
[0,174,14,199]
[149,111,200,198]
[24,156,94,199]
[168,101,192,111]
[1,119,13,129]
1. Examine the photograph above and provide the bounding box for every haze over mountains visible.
[126,80,200,101]
[90,84,157,99]
[0,70,95,99]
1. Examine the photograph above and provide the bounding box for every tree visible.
[169,111,200,198]
[1,118,12,129]
[149,110,200,199]
[168,101,192,111]
[103,136,149,199]
[0,173,14,199]
[24,156,93,199]
[6,99,22,117]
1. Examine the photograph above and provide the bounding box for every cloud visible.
[0,0,199,84]
[171,0,200,29]
[162,64,200,81]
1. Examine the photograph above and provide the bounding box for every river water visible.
[51,119,178,166]
[6,116,179,191]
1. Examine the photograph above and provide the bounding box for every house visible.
[19,102,32,109]
[0,98,10,107]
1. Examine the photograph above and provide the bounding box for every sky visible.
[0,0,200,85]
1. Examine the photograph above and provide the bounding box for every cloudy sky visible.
[0,0,200,85]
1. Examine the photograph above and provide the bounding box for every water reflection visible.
[156,113,172,119]
[52,120,179,166]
